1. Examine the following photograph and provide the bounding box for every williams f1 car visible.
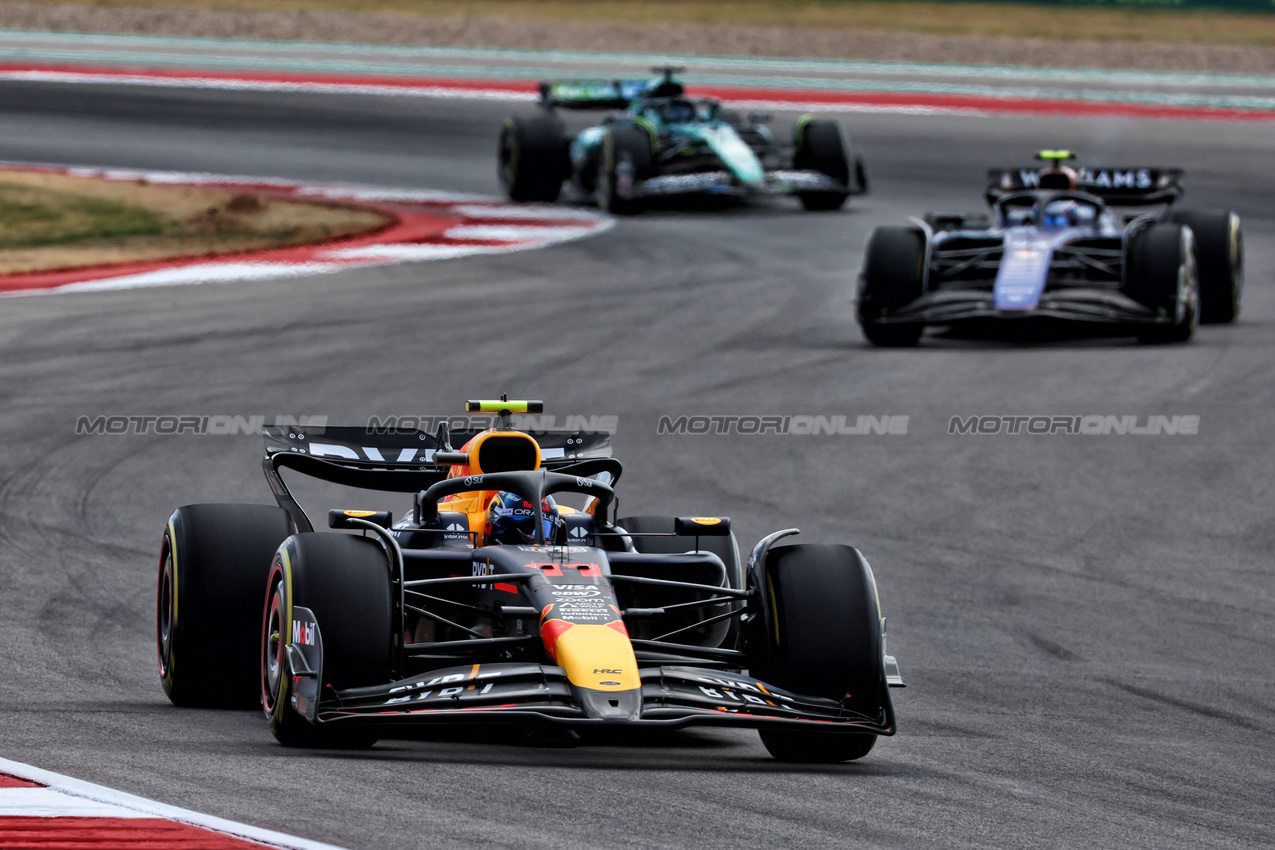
[856,151,1243,346]
[157,399,903,762]
[498,67,868,213]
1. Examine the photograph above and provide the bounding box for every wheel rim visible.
[596,152,611,208]
[497,128,516,191]
[157,545,173,677]
[1231,216,1244,311]
[1185,234,1199,331]
[1175,229,1199,329]
[596,135,617,210]
[263,582,285,715]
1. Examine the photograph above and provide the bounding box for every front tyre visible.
[1126,223,1198,344]
[597,127,652,215]
[1171,209,1242,324]
[497,113,568,203]
[754,544,889,763]
[158,503,292,708]
[793,119,852,211]
[857,226,925,347]
[262,533,392,748]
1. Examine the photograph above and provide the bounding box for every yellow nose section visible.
[542,620,640,692]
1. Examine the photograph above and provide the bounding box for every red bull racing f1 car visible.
[856,151,1243,346]
[156,400,903,762]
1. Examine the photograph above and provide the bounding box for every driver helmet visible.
[1041,199,1093,228]
[661,99,696,123]
[486,492,559,545]
[1037,165,1079,191]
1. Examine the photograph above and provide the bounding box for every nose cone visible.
[576,687,642,721]
[698,125,765,187]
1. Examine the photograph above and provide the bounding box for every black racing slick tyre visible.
[1171,209,1243,324]
[857,226,925,347]
[1126,223,1199,344]
[754,544,888,763]
[617,515,743,649]
[262,533,392,748]
[793,119,851,211]
[497,113,567,203]
[597,127,652,215]
[158,503,292,708]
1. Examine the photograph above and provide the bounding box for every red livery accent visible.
[539,618,574,660]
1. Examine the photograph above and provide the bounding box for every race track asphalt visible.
[0,80,1271,849]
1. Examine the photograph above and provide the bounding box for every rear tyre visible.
[597,127,652,215]
[158,504,292,708]
[754,544,888,763]
[262,533,392,748]
[857,226,925,347]
[1171,209,1242,324]
[1125,223,1198,344]
[497,113,567,203]
[793,119,852,211]
[617,515,742,649]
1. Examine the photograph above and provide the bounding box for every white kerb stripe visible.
[450,204,603,222]
[0,756,349,850]
[0,787,147,817]
[443,225,596,242]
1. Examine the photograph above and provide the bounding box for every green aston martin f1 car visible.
[498,67,868,214]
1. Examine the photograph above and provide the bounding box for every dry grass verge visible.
[0,169,391,276]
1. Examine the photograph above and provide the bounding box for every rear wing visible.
[262,425,615,532]
[265,424,611,467]
[538,79,648,110]
[538,72,683,110]
[986,167,1183,206]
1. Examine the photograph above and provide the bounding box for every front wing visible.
[307,662,897,736]
[875,287,1171,326]
[637,170,852,199]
